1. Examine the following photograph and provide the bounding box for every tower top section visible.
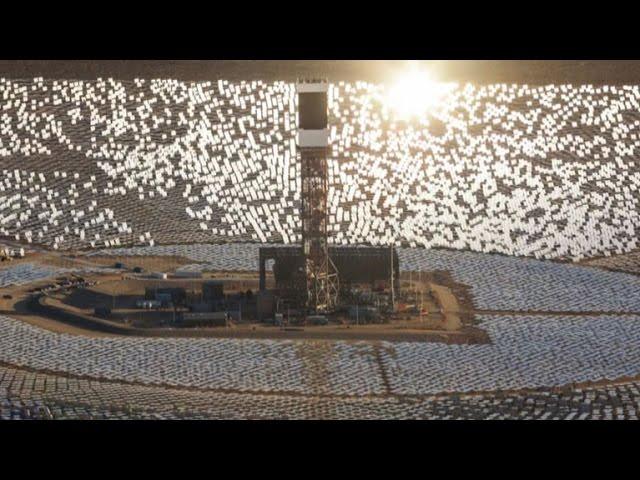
[297,79,329,148]
[296,79,329,93]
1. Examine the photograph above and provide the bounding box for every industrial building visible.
[259,245,399,314]
[145,287,187,306]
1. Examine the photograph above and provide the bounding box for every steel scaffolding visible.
[300,147,338,312]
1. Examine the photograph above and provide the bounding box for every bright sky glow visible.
[385,66,456,119]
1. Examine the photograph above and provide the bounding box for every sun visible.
[385,67,455,119]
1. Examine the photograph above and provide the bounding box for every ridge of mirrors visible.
[0,79,638,261]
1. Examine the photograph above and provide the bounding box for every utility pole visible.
[390,243,395,311]
[409,270,415,302]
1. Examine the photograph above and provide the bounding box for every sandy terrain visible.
[0,252,483,343]
[1,60,640,85]
[86,255,190,270]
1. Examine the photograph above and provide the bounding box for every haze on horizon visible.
[1,60,640,85]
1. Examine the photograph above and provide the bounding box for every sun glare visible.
[386,67,455,119]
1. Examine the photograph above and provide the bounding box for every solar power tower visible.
[296,79,339,313]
